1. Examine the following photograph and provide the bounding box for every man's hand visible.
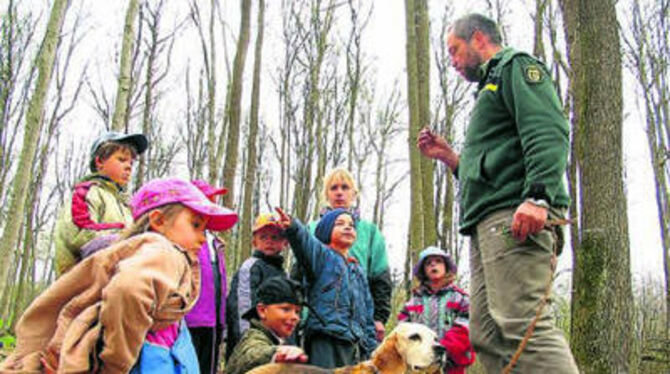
[416,127,459,172]
[511,201,548,242]
[273,345,308,363]
[274,207,292,230]
[374,320,385,342]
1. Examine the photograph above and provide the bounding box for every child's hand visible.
[274,207,292,229]
[272,345,308,363]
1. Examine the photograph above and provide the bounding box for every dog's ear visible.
[371,333,406,373]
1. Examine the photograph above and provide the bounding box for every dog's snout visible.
[433,344,446,356]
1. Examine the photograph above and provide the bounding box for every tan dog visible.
[247,322,445,374]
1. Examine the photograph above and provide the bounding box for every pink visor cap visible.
[191,179,228,198]
[131,178,238,231]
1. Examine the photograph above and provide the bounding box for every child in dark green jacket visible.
[226,277,307,374]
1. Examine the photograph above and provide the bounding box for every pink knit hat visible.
[131,178,238,231]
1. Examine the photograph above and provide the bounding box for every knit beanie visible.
[314,208,351,244]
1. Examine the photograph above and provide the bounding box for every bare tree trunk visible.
[561,0,636,371]
[6,6,84,323]
[221,0,252,209]
[345,0,369,171]
[111,0,139,132]
[239,0,265,260]
[624,0,670,338]
[0,0,68,301]
[0,1,37,208]
[415,0,436,247]
[404,0,425,265]
[10,189,37,328]
[137,1,159,187]
[532,0,548,61]
[206,0,219,184]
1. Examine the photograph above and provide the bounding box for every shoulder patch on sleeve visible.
[524,64,544,83]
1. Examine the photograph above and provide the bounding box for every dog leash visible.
[500,218,570,374]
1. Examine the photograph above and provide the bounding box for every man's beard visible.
[463,64,482,82]
[463,51,484,82]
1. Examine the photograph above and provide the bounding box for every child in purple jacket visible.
[185,180,231,374]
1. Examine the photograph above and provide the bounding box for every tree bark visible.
[111,0,139,132]
[561,0,636,371]
[137,3,157,187]
[532,0,548,61]
[221,0,252,209]
[206,0,219,184]
[0,0,68,304]
[239,0,265,260]
[404,0,425,265]
[415,0,436,247]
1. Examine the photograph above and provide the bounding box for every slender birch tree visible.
[222,0,252,209]
[0,1,37,208]
[0,0,69,303]
[415,0,436,248]
[239,0,265,260]
[111,0,139,131]
[404,0,424,269]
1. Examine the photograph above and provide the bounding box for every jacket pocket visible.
[462,152,494,186]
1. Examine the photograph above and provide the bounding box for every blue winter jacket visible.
[285,219,377,357]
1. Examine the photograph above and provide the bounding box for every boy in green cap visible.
[54,131,148,276]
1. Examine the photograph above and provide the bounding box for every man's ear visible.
[148,209,165,232]
[471,30,489,49]
[257,304,267,320]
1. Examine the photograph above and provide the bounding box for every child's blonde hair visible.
[321,168,358,204]
[118,203,185,240]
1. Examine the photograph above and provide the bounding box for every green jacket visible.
[226,319,280,374]
[54,174,132,276]
[306,215,391,323]
[457,47,570,234]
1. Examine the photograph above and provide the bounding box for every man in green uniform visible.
[417,13,579,373]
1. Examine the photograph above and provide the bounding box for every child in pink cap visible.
[185,180,230,374]
[1,178,238,374]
